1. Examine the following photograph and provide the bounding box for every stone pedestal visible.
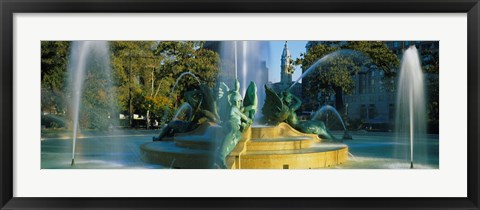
[140,122,348,169]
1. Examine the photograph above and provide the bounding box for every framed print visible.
[1,0,479,209]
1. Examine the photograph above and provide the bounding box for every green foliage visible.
[41,88,66,115]
[154,41,220,89]
[41,114,67,129]
[75,47,116,130]
[296,41,399,110]
[421,48,439,74]
[153,41,220,117]
[110,41,159,115]
[421,48,439,132]
[41,41,70,114]
[109,41,220,122]
[345,41,399,77]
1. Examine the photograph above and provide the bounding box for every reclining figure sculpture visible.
[262,85,337,140]
[153,84,220,141]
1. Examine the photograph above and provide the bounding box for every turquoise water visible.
[334,131,439,169]
[41,130,439,169]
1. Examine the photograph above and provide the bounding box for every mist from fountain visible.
[395,45,427,168]
[68,41,115,165]
[218,41,269,122]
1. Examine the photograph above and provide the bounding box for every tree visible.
[420,47,439,133]
[79,58,114,129]
[110,41,158,126]
[110,41,221,126]
[296,41,399,111]
[154,41,220,119]
[66,41,118,130]
[41,41,70,114]
[155,41,220,89]
[41,41,221,129]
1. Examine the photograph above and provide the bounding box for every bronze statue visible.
[153,84,221,141]
[262,85,337,140]
[214,80,257,168]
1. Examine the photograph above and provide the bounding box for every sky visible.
[267,41,308,83]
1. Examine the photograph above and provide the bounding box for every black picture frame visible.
[1,0,479,209]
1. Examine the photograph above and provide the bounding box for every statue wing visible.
[243,81,257,119]
[217,82,231,123]
[262,85,289,123]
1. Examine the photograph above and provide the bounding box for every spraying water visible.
[68,41,113,166]
[395,45,426,168]
[241,41,248,95]
[218,41,269,121]
[161,72,201,124]
[234,41,238,79]
[313,105,352,140]
[69,42,88,166]
[313,105,347,131]
[289,49,370,90]
[172,103,193,121]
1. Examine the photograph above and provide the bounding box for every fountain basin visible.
[140,123,348,169]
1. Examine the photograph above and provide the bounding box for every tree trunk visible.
[333,86,344,112]
[129,53,133,128]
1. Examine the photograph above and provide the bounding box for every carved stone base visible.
[140,122,348,169]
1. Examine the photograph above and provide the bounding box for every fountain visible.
[395,45,427,169]
[313,105,352,140]
[277,49,369,141]
[40,41,439,170]
[140,42,350,169]
[68,41,115,165]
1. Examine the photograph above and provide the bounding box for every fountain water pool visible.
[41,41,438,170]
[141,42,356,169]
